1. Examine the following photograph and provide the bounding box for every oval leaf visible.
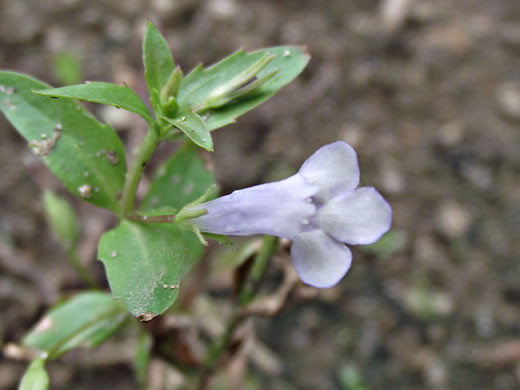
[162,112,213,151]
[143,21,175,102]
[141,141,216,212]
[0,71,126,212]
[34,82,153,123]
[19,359,49,390]
[98,221,201,319]
[23,292,127,359]
[177,46,310,131]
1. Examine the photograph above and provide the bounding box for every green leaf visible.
[42,190,79,248]
[23,292,127,359]
[98,220,202,319]
[132,143,215,308]
[143,21,175,103]
[141,142,216,212]
[162,111,213,151]
[0,71,126,212]
[19,359,49,390]
[34,82,153,123]
[177,45,310,130]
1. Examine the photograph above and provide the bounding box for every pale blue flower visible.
[191,142,392,288]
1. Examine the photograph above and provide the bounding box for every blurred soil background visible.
[1,0,520,389]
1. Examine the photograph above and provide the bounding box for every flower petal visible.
[299,141,360,201]
[191,173,319,239]
[318,187,392,245]
[291,230,352,288]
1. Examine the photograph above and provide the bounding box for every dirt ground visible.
[1,0,520,389]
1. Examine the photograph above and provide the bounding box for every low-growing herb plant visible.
[0,22,391,389]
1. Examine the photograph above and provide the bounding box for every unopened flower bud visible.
[193,53,277,112]
[160,66,183,106]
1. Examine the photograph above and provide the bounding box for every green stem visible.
[135,329,152,389]
[239,235,279,305]
[67,248,99,289]
[196,317,240,390]
[195,235,279,390]
[127,214,176,224]
[120,127,160,216]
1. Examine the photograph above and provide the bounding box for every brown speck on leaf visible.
[139,313,156,322]
[78,184,92,199]
[183,182,194,194]
[105,150,119,165]
[201,111,212,121]
[199,150,215,172]
[30,128,62,157]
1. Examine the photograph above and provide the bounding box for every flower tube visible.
[190,141,392,288]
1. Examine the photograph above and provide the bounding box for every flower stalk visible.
[239,235,279,305]
[195,235,279,390]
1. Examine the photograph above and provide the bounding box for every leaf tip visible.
[146,20,156,29]
[300,44,311,58]
[32,316,54,334]
[203,141,214,152]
